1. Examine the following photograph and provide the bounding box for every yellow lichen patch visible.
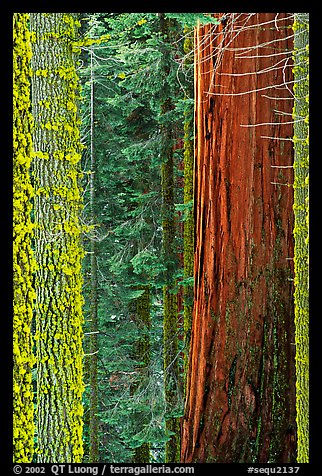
[13,13,35,463]
[71,33,111,53]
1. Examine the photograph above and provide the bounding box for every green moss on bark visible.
[133,286,151,463]
[162,154,180,462]
[158,13,181,463]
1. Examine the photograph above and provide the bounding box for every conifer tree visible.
[77,13,214,462]
[13,12,36,463]
[30,13,85,463]
[292,13,309,463]
[79,14,162,462]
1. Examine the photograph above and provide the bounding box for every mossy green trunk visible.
[13,12,36,463]
[30,13,85,463]
[132,286,151,463]
[292,13,309,464]
[183,27,194,386]
[162,272,180,463]
[159,12,180,462]
[161,123,180,462]
[133,443,150,464]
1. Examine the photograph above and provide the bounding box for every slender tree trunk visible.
[162,151,180,463]
[158,12,180,463]
[292,13,309,464]
[30,13,85,463]
[132,286,151,463]
[89,47,99,463]
[13,13,36,463]
[181,13,296,463]
[161,132,179,462]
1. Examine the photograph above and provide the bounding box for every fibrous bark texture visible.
[181,13,296,463]
[30,13,85,463]
[292,13,309,463]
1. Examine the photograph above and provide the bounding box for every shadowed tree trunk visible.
[181,13,296,463]
[132,286,151,463]
[158,13,181,463]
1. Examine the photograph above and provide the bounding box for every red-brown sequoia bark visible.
[181,13,296,463]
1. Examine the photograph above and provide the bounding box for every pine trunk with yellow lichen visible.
[13,12,36,463]
[30,13,85,463]
[292,13,309,464]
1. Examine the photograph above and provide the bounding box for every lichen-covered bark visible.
[30,13,85,463]
[13,13,36,463]
[181,13,296,463]
[183,27,194,385]
[292,13,309,464]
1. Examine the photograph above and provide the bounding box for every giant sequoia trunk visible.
[30,13,84,463]
[181,13,296,463]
